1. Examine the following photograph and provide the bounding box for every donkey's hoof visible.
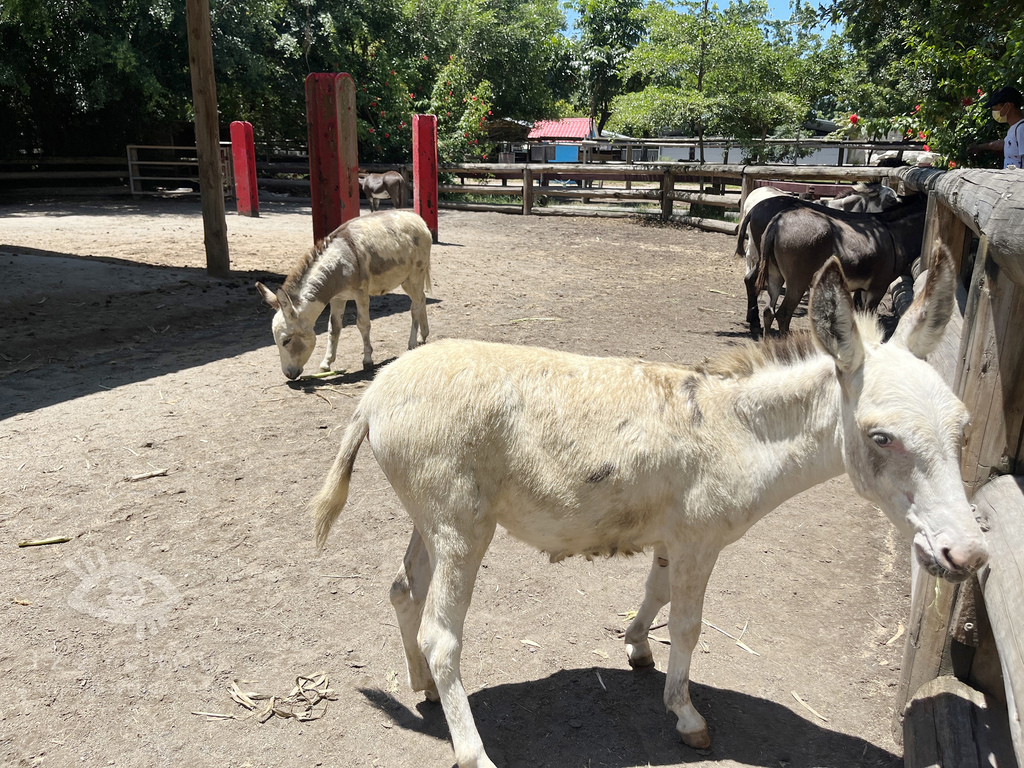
[679,726,711,750]
[625,643,655,668]
[423,687,440,703]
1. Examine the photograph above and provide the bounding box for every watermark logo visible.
[66,550,180,639]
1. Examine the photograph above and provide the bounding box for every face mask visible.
[993,107,1009,124]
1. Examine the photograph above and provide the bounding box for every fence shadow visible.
[359,667,900,768]
[0,245,427,418]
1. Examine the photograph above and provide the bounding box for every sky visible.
[563,0,843,38]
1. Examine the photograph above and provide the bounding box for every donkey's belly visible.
[493,492,665,562]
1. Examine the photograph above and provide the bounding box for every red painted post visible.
[230,120,259,217]
[412,114,439,243]
[335,74,360,226]
[305,73,359,244]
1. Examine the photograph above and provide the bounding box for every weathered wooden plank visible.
[973,474,1024,766]
[667,213,738,235]
[903,675,1017,768]
[439,185,523,196]
[745,164,890,181]
[669,190,742,207]
[956,250,1024,493]
[438,201,522,214]
[531,207,646,219]
[533,186,661,200]
[891,168,1024,285]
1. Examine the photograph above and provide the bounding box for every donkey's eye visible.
[870,432,893,447]
[282,338,292,347]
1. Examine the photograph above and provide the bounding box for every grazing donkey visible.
[310,247,987,768]
[256,210,431,379]
[360,171,406,211]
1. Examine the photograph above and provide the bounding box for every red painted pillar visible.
[305,73,359,244]
[230,120,259,217]
[412,114,439,243]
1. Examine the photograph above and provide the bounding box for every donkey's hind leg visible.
[353,292,374,369]
[319,301,345,372]
[390,527,438,701]
[402,276,429,349]
[663,544,719,749]
[418,511,497,768]
[624,545,670,668]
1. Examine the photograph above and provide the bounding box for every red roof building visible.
[527,118,597,141]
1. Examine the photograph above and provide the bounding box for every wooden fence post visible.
[661,169,674,221]
[522,167,534,215]
[185,0,230,276]
[740,173,756,214]
[413,114,439,243]
[305,72,359,244]
[230,121,259,217]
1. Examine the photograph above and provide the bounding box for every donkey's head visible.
[256,282,317,380]
[809,247,987,582]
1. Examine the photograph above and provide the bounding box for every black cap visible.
[985,86,1022,109]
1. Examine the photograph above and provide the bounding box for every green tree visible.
[571,0,646,134]
[609,0,838,161]
[827,0,1024,165]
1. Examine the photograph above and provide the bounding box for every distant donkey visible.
[256,210,431,379]
[360,171,407,211]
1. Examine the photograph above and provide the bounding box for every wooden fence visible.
[888,167,1024,768]
[0,156,130,196]
[436,162,894,235]
[127,144,234,197]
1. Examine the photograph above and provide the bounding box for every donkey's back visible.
[323,339,708,558]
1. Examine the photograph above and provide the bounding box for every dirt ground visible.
[0,199,911,768]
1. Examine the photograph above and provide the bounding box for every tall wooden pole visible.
[185,0,230,276]
[412,114,439,243]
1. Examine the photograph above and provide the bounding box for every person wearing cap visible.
[969,86,1023,169]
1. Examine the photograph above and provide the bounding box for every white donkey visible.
[310,247,987,768]
[256,210,431,379]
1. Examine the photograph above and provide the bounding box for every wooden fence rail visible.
[888,166,1024,768]
[434,162,895,235]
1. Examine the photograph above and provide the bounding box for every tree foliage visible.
[608,0,843,160]
[826,0,1024,165]
[0,0,568,160]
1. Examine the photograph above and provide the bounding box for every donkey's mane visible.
[281,230,343,298]
[698,332,820,378]
[698,316,881,379]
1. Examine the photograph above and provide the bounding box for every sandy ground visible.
[0,199,909,768]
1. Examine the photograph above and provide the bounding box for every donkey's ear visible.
[275,288,298,318]
[255,281,280,309]
[810,257,864,375]
[891,241,956,359]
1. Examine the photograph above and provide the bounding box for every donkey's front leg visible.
[318,301,345,372]
[353,292,373,369]
[663,546,719,749]
[624,545,670,668]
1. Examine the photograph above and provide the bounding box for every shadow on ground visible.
[361,667,900,768]
[0,245,428,418]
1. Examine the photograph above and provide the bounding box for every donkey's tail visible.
[734,211,751,260]
[754,221,777,296]
[311,410,369,550]
[424,257,433,296]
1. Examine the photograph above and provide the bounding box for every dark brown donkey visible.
[746,195,927,334]
[359,171,406,211]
